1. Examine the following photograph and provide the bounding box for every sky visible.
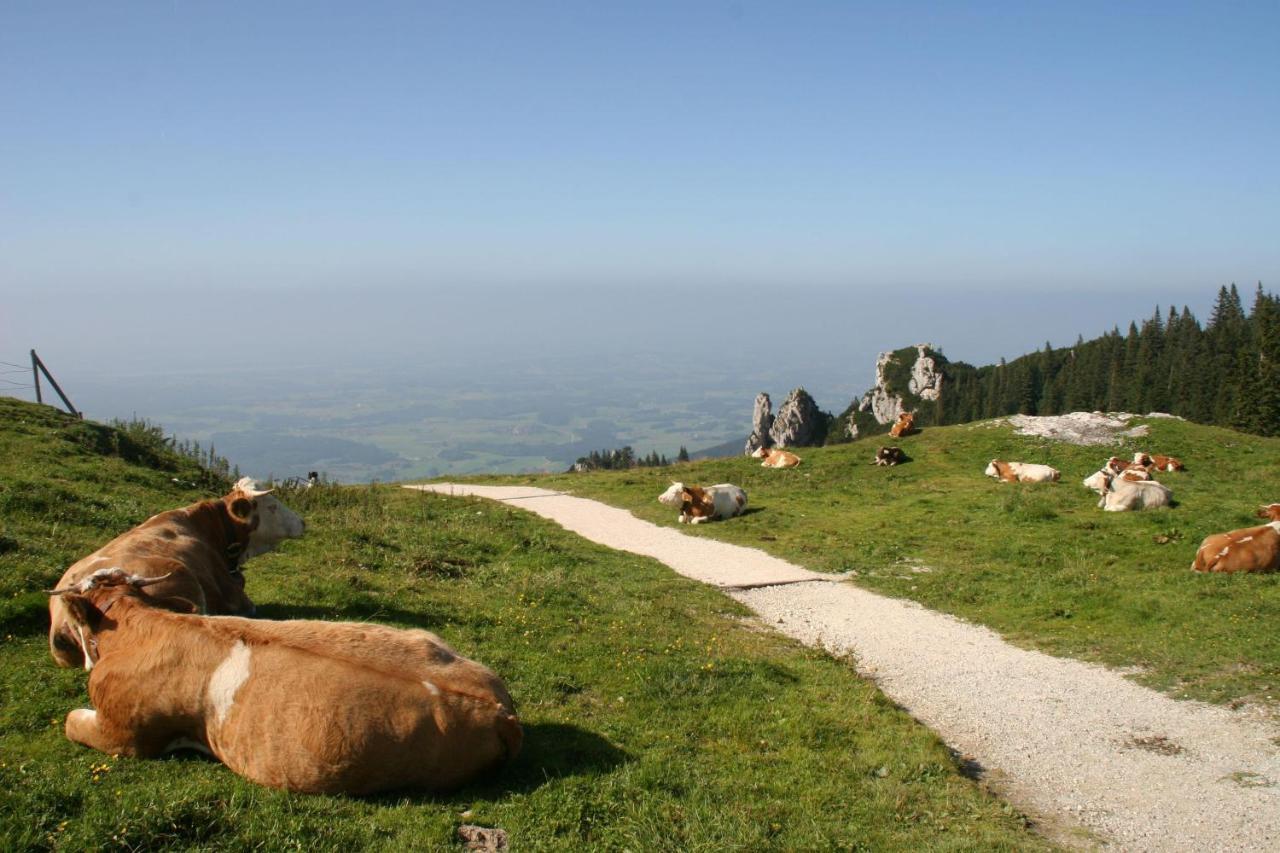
[2,2,1278,402]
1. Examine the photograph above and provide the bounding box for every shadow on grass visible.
[253,601,451,630]
[157,724,630,803]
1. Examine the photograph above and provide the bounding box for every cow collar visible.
[218,503,251,571]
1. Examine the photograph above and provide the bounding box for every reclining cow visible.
[658,482,748,523]
[751,447,802,468]
[1191,505,1280,573]
[1083,466,1150,494]
[874,446,906,466]
[1097,474,1172,512]
[49,478,305,668]
[985,460,1060,483]
[48,568,522,795]
[1134,452,1185,472]
[889,412,916,438]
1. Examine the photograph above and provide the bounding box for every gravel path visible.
[409,483,1280,851]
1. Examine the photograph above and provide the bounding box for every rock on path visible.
[408,483,1280,851]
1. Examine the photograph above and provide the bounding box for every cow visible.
[752,447,801,468]
[48,568,521,795]
[1104,456,1149,476]
[889,412,916,438]
[306,471,320,488]
[984,460,1060,484]
[1083,466,1152,493]
[1134,452,1185,472]
[874,446,906,466]
[49,478,305,668]
[658,482,748,524]
[1191,508,1280,573]
[1097,474,1173,512]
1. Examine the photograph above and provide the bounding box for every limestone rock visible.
[744,392,774,454]
[849,344,943,438]
[769,388,823,448]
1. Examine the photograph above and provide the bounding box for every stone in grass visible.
[458,824,509,852]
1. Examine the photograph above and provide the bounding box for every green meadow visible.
[488,415,1280,707]
[0,398,1046,851]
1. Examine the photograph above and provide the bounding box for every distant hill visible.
[690,435,746,460]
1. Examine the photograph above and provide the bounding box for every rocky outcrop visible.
[849,344,944,439]
[744,393,774,455]
[769,388,824,448]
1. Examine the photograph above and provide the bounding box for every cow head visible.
[47,568,195,672]
[750,446,769,459]
[1256,504,1280,522]
[658,482,687,508]
[225,478,306,562]
[1133,452,1154,467]
[984,460,1001,479]
[1082,469,1112,494]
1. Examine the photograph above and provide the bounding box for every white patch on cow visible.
[1238,536,1254,543]
[165,736,213,756]
[1269,522,1280,533]
[1218,547,1231,557]
[207,640,252,726]
[422,679,441,697]
[76,626,93,672]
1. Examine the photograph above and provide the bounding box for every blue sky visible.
[3,1,1277,297]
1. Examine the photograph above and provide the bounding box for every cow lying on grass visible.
[658,482,748,523]
[49,568,522,795]
[874,446,905,466]
[1191,506,1280,573]
[1096,474,1172,512]
[751,447,802,468]
[889,412,916,438]
[49,478,305,668]
[984,460,1060,483]
[1082,466,1149,493]
[1134,452,1185,472]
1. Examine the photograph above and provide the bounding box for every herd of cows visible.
[39,423,1279,797]
[657,423,1280,575]
[45,479,521,795]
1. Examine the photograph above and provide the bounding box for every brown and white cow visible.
[658,482,748,523]
[1191,507,1280,573]
[889,412,916,438]
[874,446,905,466]
[49,568,521,795]
[1083,467,1150,493]
[1097,475,1172,512]
[752,447,801,468]
[984,460,1060,483]
[1134,452,1185,472]
[1104,456,1149,476]
[49,478,305,668]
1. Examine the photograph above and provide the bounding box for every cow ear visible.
[61,594,103,631]
[229,497,254,521]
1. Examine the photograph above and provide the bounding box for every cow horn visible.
[45,587,73,596]
[130,573,173,588]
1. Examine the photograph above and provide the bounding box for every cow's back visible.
[197,618,520,794]
[706,485,748,519]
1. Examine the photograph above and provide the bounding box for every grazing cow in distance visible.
[889,412,916,438]
[752,447,802,468]
[1191,507,1280,572]
[49,478,305,668]
[307,471,320,488]
[874,446,906,466]
[1097,475,1172,512]
[985,460,1060,484]
[1134,452,1185,472]
[49,568,521,794]
[658,482,748,524]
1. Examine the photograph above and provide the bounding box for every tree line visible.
[920,284,1280,436]
[570,445,690,472]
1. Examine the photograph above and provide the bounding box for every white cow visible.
[657,482,748,524]
[985,460,1060,483]
[1098,475,1173,512]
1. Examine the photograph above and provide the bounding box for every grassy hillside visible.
[491,415,1280,707]
[0,398,1047,851]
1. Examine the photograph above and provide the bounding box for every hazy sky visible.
[2,2,1277,421]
